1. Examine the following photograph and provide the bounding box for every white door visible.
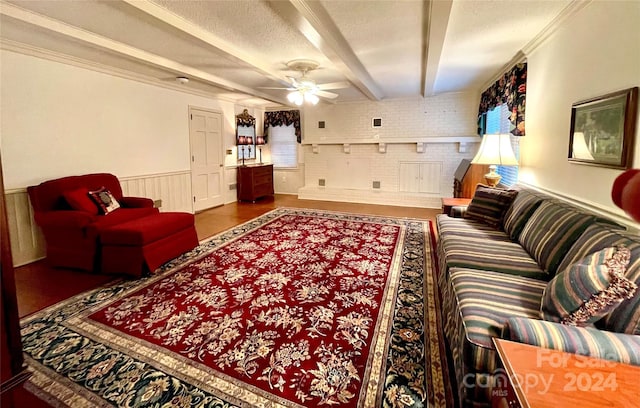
[189,107,224,212]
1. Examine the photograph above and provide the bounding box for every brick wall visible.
[298,93,480,208]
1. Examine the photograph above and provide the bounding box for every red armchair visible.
[27,173,159,271]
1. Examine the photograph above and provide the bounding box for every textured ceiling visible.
[0,0,572,107]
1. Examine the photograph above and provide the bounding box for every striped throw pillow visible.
[464,185,518,228]
[541,246,637,325]
[554,223,640,334]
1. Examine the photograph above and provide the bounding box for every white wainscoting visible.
[119,171,193,214]
[5,170,193,267]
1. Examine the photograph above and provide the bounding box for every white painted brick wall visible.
[298,93,480,207]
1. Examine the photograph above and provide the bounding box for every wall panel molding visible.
[119,170,193,214]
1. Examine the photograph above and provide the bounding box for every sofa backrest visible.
[502,187,546,240]
[518,200,596,277]
[27,173,123,212]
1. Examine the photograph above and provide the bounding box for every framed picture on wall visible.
[568,87,638,169]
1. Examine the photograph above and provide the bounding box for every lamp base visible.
[484,165,501,187]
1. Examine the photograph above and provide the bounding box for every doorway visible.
[189,107,224,212]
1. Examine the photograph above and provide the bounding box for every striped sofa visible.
[436,186,640,408]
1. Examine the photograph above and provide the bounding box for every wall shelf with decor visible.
[302,136,481,154]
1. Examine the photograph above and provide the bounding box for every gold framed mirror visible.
[236,109,256,161]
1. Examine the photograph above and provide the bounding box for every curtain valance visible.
[478,62,527,136]
[264,110,302,143]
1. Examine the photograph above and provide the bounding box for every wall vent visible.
[372,118,382,128]
[229,183,237,190]
[318,121,325,129]
[318,179,326,187]
[372,181,381,189]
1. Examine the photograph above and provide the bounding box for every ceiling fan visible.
[261,59,350,105]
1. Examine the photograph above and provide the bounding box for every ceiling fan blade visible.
[258,87,296,90]
[316,90,339,99]
[287,76,300,87]
[317,81,350,90]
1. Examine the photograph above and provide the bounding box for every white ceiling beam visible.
[267,0,384,101]
[0,2,289,105]
[121,0,293,88]
[422,0,453,97]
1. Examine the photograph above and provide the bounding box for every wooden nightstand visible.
[441,197,471,215]
[237,164,274,202]
[492,338,640,408]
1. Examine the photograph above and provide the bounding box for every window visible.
[269,124,297,168]
[485,104,520,186]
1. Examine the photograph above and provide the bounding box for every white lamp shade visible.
[471,133,519,166]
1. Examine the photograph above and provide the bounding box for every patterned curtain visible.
[264,110,302,143]
[478,62,527,136]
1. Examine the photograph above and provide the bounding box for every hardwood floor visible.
[12,194,440,406]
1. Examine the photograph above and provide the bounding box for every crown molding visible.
[0,2,288,106]
[522,0,592,56]
[0,39,249,105]
[479,1,591,93]
[479,51,527,93]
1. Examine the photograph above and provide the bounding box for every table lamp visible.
[471,133,519,187]
[255,135,266,164]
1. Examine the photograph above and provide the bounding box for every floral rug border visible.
[21,208,451,407]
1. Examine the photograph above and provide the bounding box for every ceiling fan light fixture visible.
[288,91,304,106]
[305,92,319,105]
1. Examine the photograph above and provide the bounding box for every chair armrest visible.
[34,211,96,229]
[119,196,154,208]
[503,317,640,366]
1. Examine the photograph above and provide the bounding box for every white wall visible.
[0,50,241,206]
[299,93,480,207]
[521,1,640,217]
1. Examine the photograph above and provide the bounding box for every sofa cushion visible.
[464,185,518,228]
[89,187,121,215]
[440,236,549,280]
[518,201,595,276]
[436,214,512,242]
[450,269,546,372]
[552,223,640,334]
[502,188,544,240]
[101,212,196,246]
[541,246,637,325]
[504,317,640,366]
[63,188,99,215]
[88,207,159,235]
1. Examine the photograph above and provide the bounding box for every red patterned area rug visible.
[21,208,453,407]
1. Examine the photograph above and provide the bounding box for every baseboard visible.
[298,186,442,209]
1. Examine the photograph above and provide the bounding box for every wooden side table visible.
[493,338,640,408]
[237,164,274,202]
[441,197,471,215]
